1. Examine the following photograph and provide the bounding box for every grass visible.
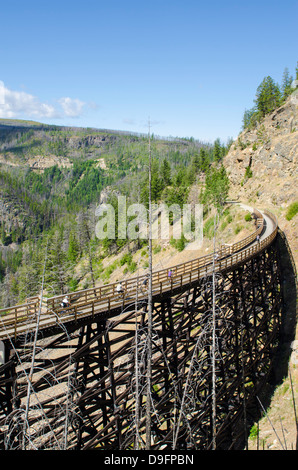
[234,225,242,235]
[285,201,298,221]
[102,260,119,281]
[203,217,215,239]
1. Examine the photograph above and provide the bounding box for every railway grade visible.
[0,206,288,450]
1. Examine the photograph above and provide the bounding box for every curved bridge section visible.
[0,208,283,450]
[0,208,274,341]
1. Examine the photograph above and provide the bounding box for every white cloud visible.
[58,97,85,118]
[0,81,58,119]
[0,81,87,120]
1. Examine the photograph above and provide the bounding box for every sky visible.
[0,0,297,143]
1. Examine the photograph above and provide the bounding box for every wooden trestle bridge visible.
[0,206,288,450]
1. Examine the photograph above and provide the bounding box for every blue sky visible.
[0,0,297,142]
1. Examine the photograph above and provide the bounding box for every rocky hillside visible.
[224,95,298,450]
[224,95,298,264]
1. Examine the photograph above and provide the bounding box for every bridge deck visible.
[0,207,278,342]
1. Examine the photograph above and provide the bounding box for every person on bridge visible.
[61,296,70,308]
[116,282,125,297]
[142,274,149,289]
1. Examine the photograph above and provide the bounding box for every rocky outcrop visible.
[224,97,298,206]
[66,133,116,150]
[224,96,298,269]
[28,155,72,171]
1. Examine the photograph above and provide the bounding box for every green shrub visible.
[120,253,133,266]
[175,234,187,252]
[286,201,298,221]
[169,234,187,251]
[245,166,253,179]
[128,261,137,272]
[68,278,79,292]
[249,424,259,440]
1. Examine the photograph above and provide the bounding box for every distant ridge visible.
[0,118,44,127]
[0,117,209,145]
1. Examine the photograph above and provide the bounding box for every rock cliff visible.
[224,95,298,263]
[225,96,297,201]
[224,94,298,452]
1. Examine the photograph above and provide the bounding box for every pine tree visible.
[200,165,229,212]
[242,107,258,129]
[281,67,293,101]
[160,158,171,186]
[213,138,222,162]
[199,147,209,172]
[67,231,80,263]
[192,152,201,173]
[151,160,163,202]
[255,76,281,118]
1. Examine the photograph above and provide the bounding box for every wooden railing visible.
[0,209,278,340]
[45,209,266,310]
[0,299,40,339]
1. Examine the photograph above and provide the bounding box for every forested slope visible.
[0,121,229,306]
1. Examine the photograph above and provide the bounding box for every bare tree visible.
[145,120,153,449]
